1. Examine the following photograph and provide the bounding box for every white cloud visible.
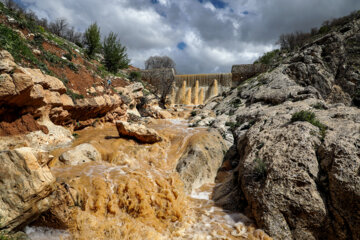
[18,0,360,73]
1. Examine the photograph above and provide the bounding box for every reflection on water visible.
[32,119,272,240]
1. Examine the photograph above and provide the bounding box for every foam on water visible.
[25,226,70,240]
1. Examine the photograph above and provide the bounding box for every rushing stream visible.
[26,119,271,240]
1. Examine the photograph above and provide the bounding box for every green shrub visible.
[254,49,280,65]
[311,102,326,110]
[291,110,327,140]
[190,111,197,117]
[318,25,331,35]
[254,158,267,180]
[231,98,242,108]
[129,71,141,81]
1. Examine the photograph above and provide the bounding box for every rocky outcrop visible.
[193,16,360,240]
[59,143,101,165]
[116,121,162,143]
[176,130,228,192]
[0,148,55,231]
[0,50,151,133]
[199,89,360,240]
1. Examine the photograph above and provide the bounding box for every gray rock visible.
[59,143,101,165]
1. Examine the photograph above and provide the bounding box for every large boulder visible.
[59,143,101,165]
[176,130,228,192]
[115,121,162,144]
[0,148,55,230]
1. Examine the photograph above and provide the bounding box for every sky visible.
[15,0,360,74]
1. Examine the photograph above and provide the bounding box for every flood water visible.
[29,119,271,240]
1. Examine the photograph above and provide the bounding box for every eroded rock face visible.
[116,121,162,144]
[0,50,134,133]
[176,130,228,192]
[198,88,360,240]
[192,16,360,240]
[59,143,102,165]
[0,148,55,231]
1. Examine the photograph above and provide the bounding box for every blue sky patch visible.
[177,42,187,50]
[150,0,159,4]
[198,0,228,9]
[242,10,249,15]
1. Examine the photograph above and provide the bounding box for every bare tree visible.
[25,9,37,22]
[49,18,68,37]
[144,56,176,107]
[145,55,176,70]
[3,0,19,10]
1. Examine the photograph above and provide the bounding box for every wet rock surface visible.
[59,143,101,165]
[176,130,228,192]
[116,120,162,143]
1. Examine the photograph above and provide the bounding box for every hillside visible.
[0,2,169,136]
[0,1,134,97]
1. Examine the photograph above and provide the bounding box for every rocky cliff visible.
[191,13,360,240]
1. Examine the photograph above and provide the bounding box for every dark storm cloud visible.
[18,0,360,73]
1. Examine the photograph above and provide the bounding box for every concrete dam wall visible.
[171,73,232,105]
[141,64,267,105]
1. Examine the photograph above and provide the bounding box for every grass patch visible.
[291,110,327,141]
[0,24,49,73]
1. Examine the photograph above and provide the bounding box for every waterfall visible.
[199,88,204,105]
[173,73,232,105]
[185,88,192,105]
[193,80,199,105]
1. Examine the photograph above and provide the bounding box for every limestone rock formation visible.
[0,50,141,133]
[0,148,55,231]
[59,143,102,165]
[193,15,360,240]
[176,130,228,192]
[116,121,162,143]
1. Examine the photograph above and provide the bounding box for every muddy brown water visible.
[27,119,271,240]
